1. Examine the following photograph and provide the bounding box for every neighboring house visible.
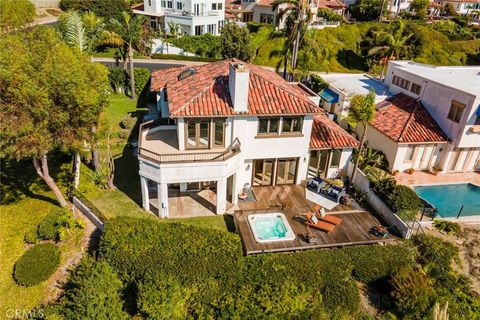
[318,73,391,122]
[137,59,358,217]
[427,1,442,17]
[312,0,346,28]
[437,0,480,15]
[133,0,226,35]
[357,93,449,173]
[388,0,413,16]
[367,61,480,174]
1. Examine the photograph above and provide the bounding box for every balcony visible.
[165,10,220,17]
[138,121,241,165]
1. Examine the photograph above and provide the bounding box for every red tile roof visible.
[317,0,346,9]
[150,59,321,117]
[310,114,359,149]
[371,93,447,144]
[257,0,274,6]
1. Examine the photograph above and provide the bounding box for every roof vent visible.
[177,68,196,81]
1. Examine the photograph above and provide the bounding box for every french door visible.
[252,158,298,186]
[253,159,274,186]
[186,120,209,149]
[276,158,297,185]
[308,150,329,178]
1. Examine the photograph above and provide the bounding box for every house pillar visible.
[140,176,150,211]
[158,182,169,218]
[216,178,227,215]
[231,174,239,205]
[179,183,187,192]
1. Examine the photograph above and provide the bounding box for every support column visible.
[216,178,227,215]
[140,176,150,211]
[158,182,169,218]
[179,183,187,192]
[231,174,239,205]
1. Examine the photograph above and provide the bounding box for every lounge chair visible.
[307,177,326,194]
[313,205,342,225]
[304,212,335,233]
[324,185,346,203]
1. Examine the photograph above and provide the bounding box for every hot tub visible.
[247,212,296,243]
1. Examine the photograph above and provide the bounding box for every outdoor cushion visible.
[311,214,319,224]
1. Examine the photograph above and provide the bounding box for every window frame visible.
[258,117,280,135]
[404,145,415,163]
[410,82,422,95]
[329,149,342,168]
[281,117,303,134]
[176,1,182,9]
[447,100,465,123]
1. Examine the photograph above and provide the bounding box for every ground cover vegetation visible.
[38,217,480,319]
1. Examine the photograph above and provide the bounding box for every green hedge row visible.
[151,53,218,62]
[97,217,415,319]
[14,243,60,286]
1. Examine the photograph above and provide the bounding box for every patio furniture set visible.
[307,177,346,203]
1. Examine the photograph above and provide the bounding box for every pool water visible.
[415,183,480,218]
[247,213,296,243]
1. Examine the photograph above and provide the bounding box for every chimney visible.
[228,63,249,113]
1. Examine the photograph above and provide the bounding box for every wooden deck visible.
[235,185,397,255]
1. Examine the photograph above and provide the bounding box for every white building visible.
[363,61,480,174]
[438,0,480,15]
[388,0,412,16]
[138,59,358,217]
[133,0,226,35]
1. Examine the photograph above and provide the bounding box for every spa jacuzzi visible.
[247,212,296,243]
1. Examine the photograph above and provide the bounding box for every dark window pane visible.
[269,118,279,133]
[330,149,341,167]
[282,118,292,133]
[259,119,268,133]
[214,120,224,146]
[293,117,303,132]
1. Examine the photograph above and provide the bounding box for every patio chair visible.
[307,177,327,194]
[313,205,342,225]
[324,185,346,203]
[304,212,335,233]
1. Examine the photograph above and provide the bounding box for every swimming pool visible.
[414,183,480,218]
[247,212,296,243]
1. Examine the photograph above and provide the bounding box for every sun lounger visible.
[305,212,335,233]
[313,205,342,225]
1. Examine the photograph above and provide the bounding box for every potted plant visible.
[432,164,443,176]
[391,169,399,176]
[406,167,415,175]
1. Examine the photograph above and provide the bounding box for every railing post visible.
[456,205,464,219]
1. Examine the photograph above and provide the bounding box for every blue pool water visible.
[414,183,480,218]
[251,216,287,240]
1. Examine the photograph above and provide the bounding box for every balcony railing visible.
[138,120,241,164]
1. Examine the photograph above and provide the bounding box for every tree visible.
[110,12,146,100]
[410,0,429,20]
[349,0,384,21]
[347,88,376,185]
[273,0,312,75]
[219,23,254,61]
[0,0,35,34]
[0,27,109,207]
[443,3,457,16]
[317,8,342,22]
[61,259,129,320]
[367,20,414,79]
[167,21,182,38]
[59,0,131,21]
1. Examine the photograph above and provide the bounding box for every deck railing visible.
[138,120,241,164]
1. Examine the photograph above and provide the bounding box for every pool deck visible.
[235,185,397,255]
[395,171,480,188]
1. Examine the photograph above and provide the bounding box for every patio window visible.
[281,117,303,134]
[330,149,341,168]
[186,120,210,149]
[447,100,465,123]
[404,145,415,162]
[167,0,173,8]
[176,2,182,9]
[258,118,280,135]
[410,82,422,95]
[214,119,225,147]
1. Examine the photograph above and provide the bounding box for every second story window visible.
[258,117,303,136]
[161,0,166,7]
[148,0,152,6]
[176,2,182,9]
[212,3,217,10]
[281,117,303,134]
[167,0,173,8]
[258,118,280,135]
[447,100,465,123]
[410,82,422,95]
[392,75,411,90]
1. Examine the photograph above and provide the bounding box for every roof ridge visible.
[397,98,421,143]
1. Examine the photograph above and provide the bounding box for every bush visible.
[386,185,422,213]
[61,259,129,320]
[14,243,60,286]
[132,67,150,96]
[120,113,136,130]
[220,23,255,61]
[24,227,39,244]
[38,208,63,240]
[108,66,127,94]
[59,0,130,21]
[434,219,461,235]
[166,33,221,58]
[412,235,459,277]
[390,268,436,319]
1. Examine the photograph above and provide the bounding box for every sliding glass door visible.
[253,159,274,186]
[186,120,210,149]
[276,158,297,185]
[308,150,329,178]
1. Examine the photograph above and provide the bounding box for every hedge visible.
[151,53,219,62]
[37,208,63,240]
[14,243,60,286]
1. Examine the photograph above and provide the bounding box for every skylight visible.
[177,68,196,81]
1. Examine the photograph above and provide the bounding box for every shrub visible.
[166,33,221,58]
[108,66,127,94]
[14,243,60,286]
[220,23,254,61]
[38,208,63,240]
[412,235,459,277]
[310,74,329,93]
[24,227,39,244]
[131,67,150,96]
[151,53,218,62]
[342,244,415,283]
[390,268,436,319]
[434,219,461,235]
[59,0,130,21]
[386,185,422,213]
[61,259,129,320]
[120,113,136,130]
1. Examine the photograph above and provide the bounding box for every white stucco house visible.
[438,0,480,15]
[362,61,480,174]
[137,59,358,217]
[133,0,226,35]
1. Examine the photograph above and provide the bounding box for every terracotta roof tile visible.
[151,59,320,117]
[310,114,359,149]
[371,93,448,144]
[317,0,346,9]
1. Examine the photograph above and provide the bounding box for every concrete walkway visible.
[395,171,480,187]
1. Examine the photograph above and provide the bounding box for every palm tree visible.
[110,12,146,100]
[57,11,87,52]
[367,20,413,80]
[347,88,376,185]
[272,0,312,78]
[167,21,182,38]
